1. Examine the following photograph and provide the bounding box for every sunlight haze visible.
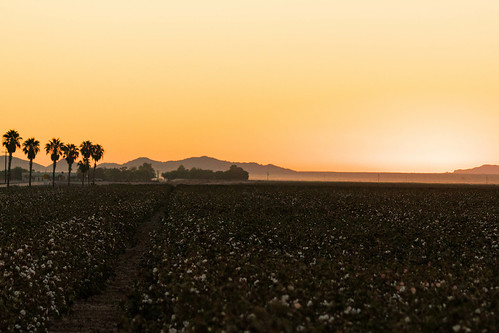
[1,1,499,172]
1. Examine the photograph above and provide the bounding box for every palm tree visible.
[63,144,79,186]
[2,130,22,188]
[90,144,104,185]
[77,159,90,186]
[22,138,40,187]
[80,140,93,185]
[45,138,64,187]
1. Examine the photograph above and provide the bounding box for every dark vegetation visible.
[93,163,156,182]
[1,183,496,331]
[2,129,104,187]
[162,164,249,181]
[0,185,169,331]
[126,184,498,332]
[0,167,28,181]
[0,163,158,184]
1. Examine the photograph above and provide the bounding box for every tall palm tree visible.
[45,138,64,187]
[22,138,40,187]
[90,144,104,185]
[80,140,93,185]
[2,130,22,188]
[77,159,90,186]
[63,144,79,186]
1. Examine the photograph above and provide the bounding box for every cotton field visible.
[126,184,498,332]
[0,185,167,331]
[1,184,497,332]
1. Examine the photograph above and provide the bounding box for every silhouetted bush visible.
[162,165,249,181]
[91,163,156,182]
[0,167,28,181]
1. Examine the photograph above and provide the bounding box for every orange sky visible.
[1,1,499,172]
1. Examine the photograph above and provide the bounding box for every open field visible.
[0,183,497,332]
[0,185,169,331]
[126,184,498,332]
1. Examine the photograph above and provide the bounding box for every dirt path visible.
[48,208,165,332]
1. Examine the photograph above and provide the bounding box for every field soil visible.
[48,208,165,332]
[125,184,498,332]
[2,183,496,331]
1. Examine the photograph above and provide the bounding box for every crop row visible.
[0,185,170,332]
[126,184,498,332]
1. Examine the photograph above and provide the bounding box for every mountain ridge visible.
[2,156,499,179]
[0,156,92,173]
[453,164,499,175]
[101,156,297,178]
[0,156,48,172]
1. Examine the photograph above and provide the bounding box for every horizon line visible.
[1,155,497,175]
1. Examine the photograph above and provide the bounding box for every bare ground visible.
[48,208,165,333]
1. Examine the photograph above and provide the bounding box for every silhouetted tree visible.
[225,165,249,180]
[2,130,22,188]
[22,137,40,187]
[138,163,155,181]
[177,165,190,178]
[90,144,104,185]
[80,140,93,185]
[45,138,64,187]
[63,144,79,186]
[92,163,156,182]
[77,159,90,186]
[10,167,28,181]
[161,164,249,181]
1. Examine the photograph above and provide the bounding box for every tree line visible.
[162,165,249,181]
[0,167,28,182]
[2,129,104,188]
[93,163,156,182]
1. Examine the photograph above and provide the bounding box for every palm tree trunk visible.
[52,162,56,187]
[7,153,12,188]
[93,162,96,185]
[68,164,72,186]
[29,159,33,187]
[82,172,84,186]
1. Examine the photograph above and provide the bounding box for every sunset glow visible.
[1,1,499,172]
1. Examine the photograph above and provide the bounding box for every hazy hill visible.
[453,164,499,175]
[0,156,46,172]
[44,160,79,173]
[123,157,168,172]
[100,156,297,179]
[3,155,499,183]
[96,162,122,169]
[0,155,295,178]
[0,156,89,174]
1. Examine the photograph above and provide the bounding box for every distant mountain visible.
[0,155,295,179]
[4,155,499,182]
[453,164,499,175]
[97,162,122,169]
[0,156,85,174]
[124,157,169,171]
[44,160,75,173]
[100,156,297,179]
[0,156,46,172]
